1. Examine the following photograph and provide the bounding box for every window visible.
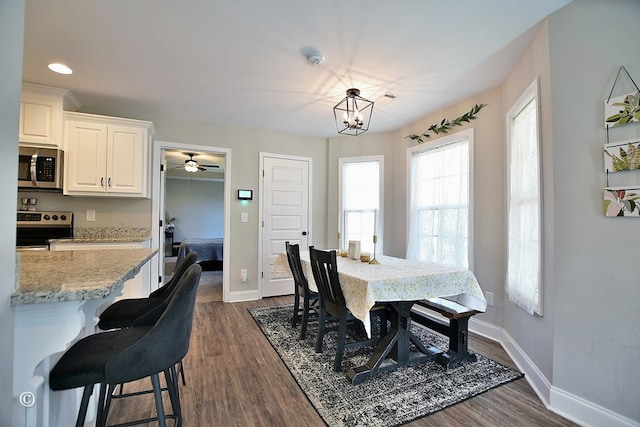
[506,77,543,316]
[407,129,473,269]
[339,156,383,254]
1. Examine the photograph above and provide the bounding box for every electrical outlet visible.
[240,269,248,282]
[241,212,248,223]
[86,209,96,221]
[485,291,495,306]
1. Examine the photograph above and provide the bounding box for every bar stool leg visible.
[95,383,109,427]
[151,373,167,427]
[75,385,93,427]
[178,360,186,386]
[165,367,182,425]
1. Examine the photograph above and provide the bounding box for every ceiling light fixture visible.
[184,160,198,173]
[333,88,374,136]
[184,153,199,172]
[48,63,73,75]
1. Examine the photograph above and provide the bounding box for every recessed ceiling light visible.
[48,63,73,75]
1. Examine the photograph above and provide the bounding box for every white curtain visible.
[506,96,541,315]
[407,139,469,269]
[342,161,379,253]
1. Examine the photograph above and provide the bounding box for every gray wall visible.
[165,178,224,242]
[0,0,24,423]
[547,0,640,420]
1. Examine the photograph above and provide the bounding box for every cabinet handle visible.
[101,177,104,187]
[108,177,111,187]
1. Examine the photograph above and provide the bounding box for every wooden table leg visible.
[346,301,439,385]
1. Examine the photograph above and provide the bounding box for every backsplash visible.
[16,191,152,229]
[74,227,151,241]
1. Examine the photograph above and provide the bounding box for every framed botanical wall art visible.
[604,91,640,127]
[604,187,640,217]
[604,139,640,172]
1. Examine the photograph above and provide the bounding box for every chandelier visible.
[333,88,374,136]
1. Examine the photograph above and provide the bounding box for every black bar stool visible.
[97,251,198,389]
[49,263,202,427]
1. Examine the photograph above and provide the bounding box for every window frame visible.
[338,155,384,253]
[406,128,475,270]
[506,76,543,316]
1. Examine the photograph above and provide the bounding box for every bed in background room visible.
[176,238,223,270]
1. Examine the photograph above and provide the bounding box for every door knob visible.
[301,231,307,236]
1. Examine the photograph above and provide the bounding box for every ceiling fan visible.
[177,153,220,173]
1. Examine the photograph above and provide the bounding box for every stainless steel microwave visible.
[18,146,64,190]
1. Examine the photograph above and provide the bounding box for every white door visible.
[261,155,311,297]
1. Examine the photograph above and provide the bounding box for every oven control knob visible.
[52,215,59,220]
[60,215,67,221]
[43,215,50,220]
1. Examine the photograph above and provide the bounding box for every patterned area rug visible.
[249,304,523,427]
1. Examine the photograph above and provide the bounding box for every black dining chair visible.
[49,263,202,427]
[97,251,198,388]
[309,246,387,372]
[285,241,320,340]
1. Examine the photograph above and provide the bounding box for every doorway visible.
[151,141,231,302]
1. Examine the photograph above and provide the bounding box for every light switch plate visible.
[241,212,248,223]
[86,209,96,221]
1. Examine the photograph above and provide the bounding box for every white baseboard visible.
[470,317,550,407]
[500,328,552,406]
[228,289,261,302]
[550,387,640,427]
[468,318,639,427]
[469,316,503,341]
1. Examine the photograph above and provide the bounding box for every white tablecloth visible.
[274,250,486,337]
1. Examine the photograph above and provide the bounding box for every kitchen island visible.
[48,233,154,301]
[11,248,157,427]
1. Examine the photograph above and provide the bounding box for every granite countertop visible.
[51,237,151,244]
[11,248,157,305]
[51,227,152,244]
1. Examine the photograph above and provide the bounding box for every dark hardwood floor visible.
[105,291,578,426]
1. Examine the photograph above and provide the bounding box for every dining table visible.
[274,249,487,384]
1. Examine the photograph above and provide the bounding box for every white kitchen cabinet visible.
[64,112,154,197]
[19,83,80,148]
[49,240,152,300]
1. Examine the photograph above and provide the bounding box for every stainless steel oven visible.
[16,211,73,251]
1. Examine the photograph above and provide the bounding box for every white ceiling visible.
[22,0,573,139]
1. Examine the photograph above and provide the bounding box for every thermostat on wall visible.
[237,189,253,200]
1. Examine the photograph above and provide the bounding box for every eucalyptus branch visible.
[406,103,487,144]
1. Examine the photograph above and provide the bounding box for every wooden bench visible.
[411,298,480,369]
